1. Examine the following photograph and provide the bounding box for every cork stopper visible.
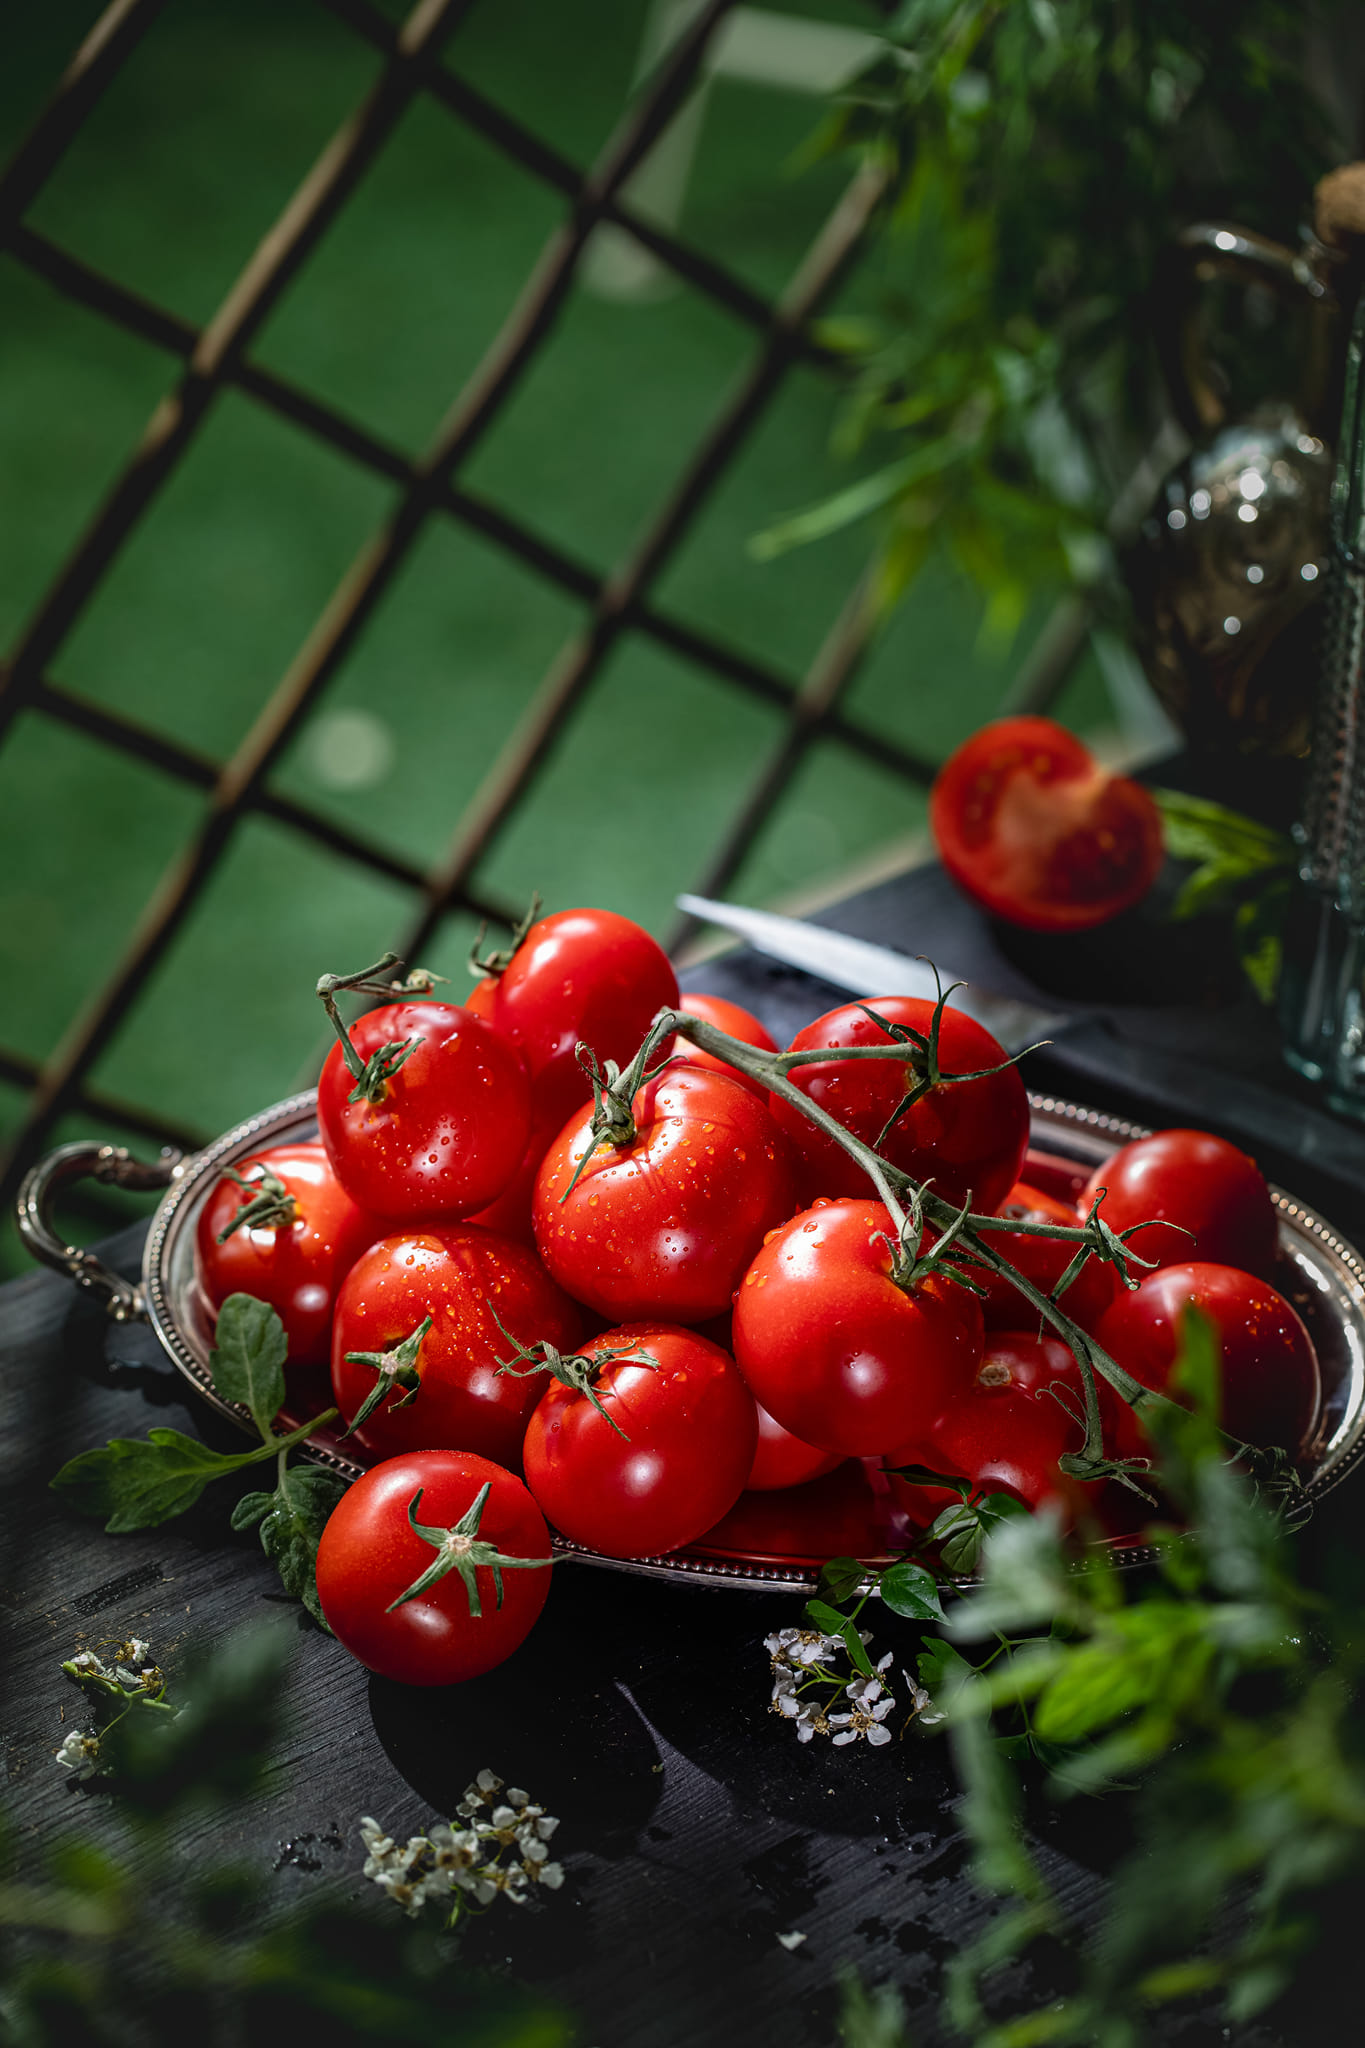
[1315,162,1365,252]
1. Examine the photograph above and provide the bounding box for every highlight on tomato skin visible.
[930,714,1164,933]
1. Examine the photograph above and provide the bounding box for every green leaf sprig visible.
[1155,789,1296,1003]
[50,1293,344,1625]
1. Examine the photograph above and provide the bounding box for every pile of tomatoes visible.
[194,904,1321,1688]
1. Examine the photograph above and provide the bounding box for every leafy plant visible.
[820,1313,1365,2044]
[50,1294,346,1625]
[0,1627,570,2048]
[756,1,1336,636]
[1155,788,1296,1001]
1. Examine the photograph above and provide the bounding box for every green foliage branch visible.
[756,0,1336,637]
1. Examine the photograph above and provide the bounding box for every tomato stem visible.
[315,954,443,1106]
[657,1001,1183,1475]
[215,1165,297,1243]
[489,1306,656,1441]
[557,1014,677,1205]
[468,892,542,980]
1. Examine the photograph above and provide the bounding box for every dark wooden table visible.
[5,859,1364,2047]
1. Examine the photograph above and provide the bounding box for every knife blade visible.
[674,893,1067,1054]
[675,892,1365,1193]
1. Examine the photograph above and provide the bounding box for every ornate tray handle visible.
[17,1140,181,1322]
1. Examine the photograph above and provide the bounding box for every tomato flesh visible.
[930,715,1163,932]
[314,1450,552,1686]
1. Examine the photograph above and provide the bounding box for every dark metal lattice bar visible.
[10,217,938,789]
[0,0,1091,1221]
[0,0,751,1198]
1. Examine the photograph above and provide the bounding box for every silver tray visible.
[20,1088,1365,1595]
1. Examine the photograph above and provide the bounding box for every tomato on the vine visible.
[1095,1261,1321,1457]
[533,1064,798,1324]
[488,907,679,1133]
[521,1323,757,1557]
[930,715,1163,932]
[973,1181,1118,1332]
[670,992,777,1099]
[1082,1129,1280,1282]
[886,1333,1115,1532]
[769,996,1029,1215]
[195,1142,380,1366]
[314,1450,553,1686]
[318,1001,530,1223]
[331,1225,583,1468]
[731,1199,984,1457]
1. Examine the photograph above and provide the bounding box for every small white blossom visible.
[903,1673,945,1727]
[765,1626,900,1748]
[66,1650,110,1679]
[776,1930,807,1951]
[764,1626,844,1670]
[536,1861,565,1890]
[361,1777,564,1919]
[55,1731,101,1778]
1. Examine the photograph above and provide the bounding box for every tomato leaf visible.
[841,1622,877,1680]
[879,1560,947,1623]
[51,1432,263,1533]
[816,1555,868,1606]
[805,1597,853,1638]
[229,1491,273,1532]
[884,1462,972,1498]
[209,1294,288,1440]
[253,1465,350,1628]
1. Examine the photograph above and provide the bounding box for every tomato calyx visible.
[386,1482,555,1618]
[881,1184,986,1299]
[341,1314,434,1435]
[215,1165,297,1243]
[316,953,446,1106]
[491,1312,657,1442]
[467,892,542,979]
[558,1016,677,1203]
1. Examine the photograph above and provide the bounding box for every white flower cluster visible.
[56,1639,163,1778]
[360,1771,564,1919]
[765,1625,943,1747]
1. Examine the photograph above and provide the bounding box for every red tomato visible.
[1081,1129,1280,1282]
[464,977,497,1019]
[466,1103,565,1246]
[533,1064,798,1324]
[746,1404,844,1491]
[930,715,1163,932]
[671,992,777,1099]
[769,997,1029,1215]
[1095,1262,1321,1457]
[331,1226,583,1468]
[974,1181,1118,1332]
[886,1332,1114,1532]
[522,1323,757,1557]
[318,1001,530,1223]
[314,1450,552,1686]
[731,1199,984,1457]
[195,1143,381,1367]
[488,908,679,1134]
